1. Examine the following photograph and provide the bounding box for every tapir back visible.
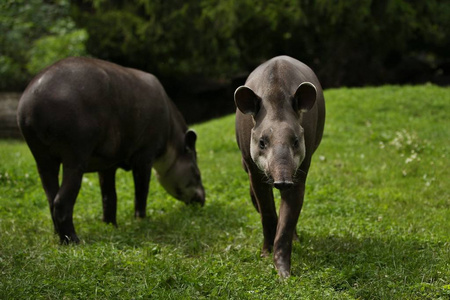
[18,57,173,171]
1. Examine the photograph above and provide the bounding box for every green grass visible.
[1,84,449,299]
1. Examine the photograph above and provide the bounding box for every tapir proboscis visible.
[234,55,325,278]
[17,57,205,244]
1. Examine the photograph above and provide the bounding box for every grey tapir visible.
[234,56,325,278]
[17,57,205,244]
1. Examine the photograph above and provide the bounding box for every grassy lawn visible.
[1,84,449,299]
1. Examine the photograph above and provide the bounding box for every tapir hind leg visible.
[53,163,84,244]
[35,155,60,233]
[22,129,62,234]
[98,168,118,225]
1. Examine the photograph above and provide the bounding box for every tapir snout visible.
[268,144,298,190]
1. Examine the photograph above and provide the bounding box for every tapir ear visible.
[293,82,317,113]
[234,86,261,116]
[185,129,197,152]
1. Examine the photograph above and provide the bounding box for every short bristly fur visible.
[235,56,325,278]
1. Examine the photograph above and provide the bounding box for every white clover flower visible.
[405,151,418,164]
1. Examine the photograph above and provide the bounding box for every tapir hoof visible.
[275,259,291,279]
[260,248,271,258]
[277,266,291,279]
[102,217,118,227]
[135,211,146,218]
[274,252,291,279]
[59,233,80,245]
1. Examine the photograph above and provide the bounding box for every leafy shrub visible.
[0,0,85,90]
[0,56,24,91]
[72,0,450,87]
[1,0,449,91]
[26,29,88,76]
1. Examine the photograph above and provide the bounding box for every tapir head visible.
[156,130,205,206]
[235,82,317,190]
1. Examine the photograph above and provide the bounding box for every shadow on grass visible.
[55,185,448,298]
[79,197,257,254]
[290,231,448,297]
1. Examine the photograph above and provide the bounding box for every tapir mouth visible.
[187,189,205,206]
[273,180,294,190]
[264,172,295,190]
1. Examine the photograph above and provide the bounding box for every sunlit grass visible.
[1,84,449,299]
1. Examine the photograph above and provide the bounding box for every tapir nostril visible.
[273,181,294,190]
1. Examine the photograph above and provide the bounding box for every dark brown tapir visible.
[235,56,325,278]
[17,57,205,244]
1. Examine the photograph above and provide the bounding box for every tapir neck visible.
[153,144,177,177]
[153,100,187,176]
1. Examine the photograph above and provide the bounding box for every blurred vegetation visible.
[72,0,450,88]
[0,0,87,90]
[1,0,449,91]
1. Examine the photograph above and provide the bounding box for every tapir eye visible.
[293,138,300,148]
[259,138,266,150]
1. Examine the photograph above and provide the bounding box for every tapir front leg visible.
[247,164,278,256]
[243,159,260,213]
[273,180,305,278]
[132,163,152,218]
[98,168,118,225]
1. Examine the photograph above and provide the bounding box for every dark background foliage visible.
[1,0,449,122]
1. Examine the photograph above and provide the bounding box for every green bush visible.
[1,0,449,91]
[72,0,450,87]
[0,0,85,90]
[0,56,24,91]
[26,29,88,76]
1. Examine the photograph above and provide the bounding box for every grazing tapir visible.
[17,57,205,244]
[234,56,325,278]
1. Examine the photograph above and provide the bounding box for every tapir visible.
[234,56,325,278]
[17,57,205,244]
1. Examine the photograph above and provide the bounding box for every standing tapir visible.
[17,57,205,244]
[235,56,325,278]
